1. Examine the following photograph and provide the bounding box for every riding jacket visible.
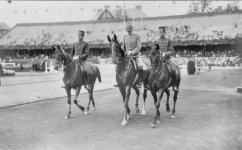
[154,37,174,59]
[122,33,142,56]
[122,33,149,70]
[73,41,90,61]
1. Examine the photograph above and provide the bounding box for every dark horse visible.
[107,34,141,126]
[53,45,102,119]
[145,44,181,128]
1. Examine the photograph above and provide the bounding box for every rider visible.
[154,26,178,91]
[72,30,90,89]
[122,22,149,87]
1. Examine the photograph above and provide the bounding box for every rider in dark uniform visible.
[154,26,178,91]
[72,30,90,89]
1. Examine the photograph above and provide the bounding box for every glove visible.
[126,51,132,56]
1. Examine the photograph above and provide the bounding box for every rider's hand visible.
[127,51,132,56]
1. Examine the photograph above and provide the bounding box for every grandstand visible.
[0,10,241,58]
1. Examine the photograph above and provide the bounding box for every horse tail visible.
[96,67,102,82]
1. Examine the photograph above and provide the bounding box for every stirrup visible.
[144,85,150,90]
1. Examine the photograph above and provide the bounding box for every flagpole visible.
[123,1,125,27]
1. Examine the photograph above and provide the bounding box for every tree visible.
[188,1,200,14]
[188,0,212,14]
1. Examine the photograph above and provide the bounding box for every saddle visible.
[129,56,138,71]
[117,55,138,71]
[163,58,178,77]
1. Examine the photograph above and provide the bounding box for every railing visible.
[0,63,16,67]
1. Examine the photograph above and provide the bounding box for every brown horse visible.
[146,44,181,128]
[53,45,101,119]
[107,34,141,126]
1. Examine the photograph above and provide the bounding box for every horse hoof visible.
[121,120,128,126]
[135,108,140,113]
[84,111,89,115]
[65,116,70,119]
[157,120,160,124]
[166,108,170,113]
[91,107,96,111]
[150,122,157,128]
[141,110,146,115]
[171,115,176,119]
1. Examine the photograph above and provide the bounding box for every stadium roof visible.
[90,7,148,21]
[0,11,241,49]
[0,22,10,31]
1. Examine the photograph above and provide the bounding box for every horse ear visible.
[57,45,65,53]
[107,35,111,42]
[70,46,75,57]
[113,34,117,41]
[156,44,160,50]
[51,46,56,50]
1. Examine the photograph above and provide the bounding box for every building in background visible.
[0,10,241,58]
[0,22,10,38]
[90,5,147,21]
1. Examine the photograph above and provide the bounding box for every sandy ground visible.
[0,64,116,108]
[0,66,241,150]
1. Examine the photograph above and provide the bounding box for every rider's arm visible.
[71,45,75,57]
[166,39,174,56]
[80,43,90,59]
[130,35,141,55]
[121,36,126,52]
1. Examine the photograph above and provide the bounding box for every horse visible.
[145,44,181,128]
[53,45,102,119]
[107,34,141,126]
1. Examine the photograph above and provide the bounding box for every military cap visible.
[78,30,85,36]
[126,22,133,29]
[158,26,166,32]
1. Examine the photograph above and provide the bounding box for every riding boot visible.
[143,70,150,90]
[137,70,143,88]
[172,72,178,91]
[83,71,90,91]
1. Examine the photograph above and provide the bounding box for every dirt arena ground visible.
[0,68,241,150]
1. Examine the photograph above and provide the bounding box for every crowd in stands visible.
[172,55,241,68]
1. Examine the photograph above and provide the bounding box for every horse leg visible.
[65,87,72,119]
[150,90,158,128]
[152,89,165,127]
[164,89,171,113]
[132,85,140,113]
[73,87,85,112]
[171,90,178,119]
[90,83,96,111]
[122,85,131,126]
[141,88,147,115]
[90,89,96,111]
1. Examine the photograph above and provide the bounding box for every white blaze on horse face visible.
[73,56,79,60]
[111,42,115,52]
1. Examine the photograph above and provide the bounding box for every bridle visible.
[55,49,75,69]
[111,40,127,64]
[150,48,163,71]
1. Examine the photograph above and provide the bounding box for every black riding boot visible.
[143,70,150,90]
[172,71,178,91]
[137,70,143,88]
[83,71,90,91]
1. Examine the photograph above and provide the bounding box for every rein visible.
[56,51,75,69]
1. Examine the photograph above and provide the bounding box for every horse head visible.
[150,44,161,66]
[107,34,125,59]
[53,45,73,67]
